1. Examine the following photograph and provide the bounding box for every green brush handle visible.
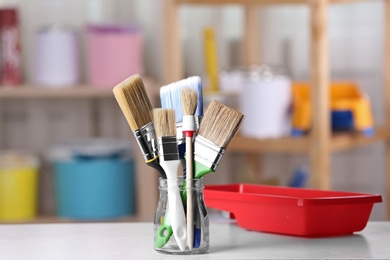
[155,220,173,248]
[194,160,214,179]
[180,160,213,207]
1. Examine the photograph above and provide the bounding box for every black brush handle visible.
[147,159,167,179]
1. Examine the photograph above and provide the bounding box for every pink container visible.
[86,24,143,88]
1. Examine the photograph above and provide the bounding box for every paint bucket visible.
[0,152,39,222]
[86,24,143,88]
[34,26,80,87]
[239,65,292,138]
[50,139,135,220]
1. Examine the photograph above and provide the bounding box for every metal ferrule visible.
[196,116,202,130]
[158,136,179,161]
[133,122,159,161]
[194,135,225,171]
[176,116,203,145]
[176,123,185,145]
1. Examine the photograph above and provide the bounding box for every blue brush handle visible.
[193,205,202,248]
[193,227,201,248]
[178,143,186,160]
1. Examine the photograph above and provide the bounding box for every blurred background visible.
[0,0,387,223]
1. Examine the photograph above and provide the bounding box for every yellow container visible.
[292,82,374,134]
[0,152,39,222]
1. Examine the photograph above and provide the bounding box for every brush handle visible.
[155,222,173,248]
[180,160,213,202]
[186,136,194,250]
[146,158,167,179]
[168,183,187,251]
[194,161,213,179]
[160,160,187,251]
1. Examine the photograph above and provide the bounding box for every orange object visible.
[292,82,374,135]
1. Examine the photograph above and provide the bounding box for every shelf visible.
[176,0,367,6]
[228,126,389,154]
[0,215,139,224]
[229,134,309,154]
[0,85,113,99]
[0,77,156,99]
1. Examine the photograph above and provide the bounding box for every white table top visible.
[1,221,389,259]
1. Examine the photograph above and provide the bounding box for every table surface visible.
[1,221,390,259]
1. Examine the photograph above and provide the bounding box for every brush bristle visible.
[180,88,198,116]
[198,100,244,147]
[153,108,177,138]
[188,76,203,116]
[160,76,203,122]
[113,74,153,131]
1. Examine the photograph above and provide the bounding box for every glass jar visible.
[154,177,209,255]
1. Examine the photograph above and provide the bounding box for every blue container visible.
[331,110,354,131]
[51,139,135,220]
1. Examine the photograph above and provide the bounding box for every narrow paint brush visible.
[153,108,187,251]
[180,88,198,250]
[113,74,166,179]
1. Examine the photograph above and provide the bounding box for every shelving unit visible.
[0,77,156,99]
[0,77,159,223]
[163,0,390,219]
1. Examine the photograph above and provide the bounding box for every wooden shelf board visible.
[331,125,390,152]
[0,85,113,99]
[0,77,156,99]
[229,135,310,154]
[0,215,139,224]
[228,126,389,154]
[176,0,367,6]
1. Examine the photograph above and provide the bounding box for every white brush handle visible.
[160,160,187,251]
[186,136,194,250]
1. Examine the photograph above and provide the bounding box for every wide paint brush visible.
[193,100,244,178]
[113,74,166,179]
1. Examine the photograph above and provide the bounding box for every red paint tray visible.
[204,184,382,237]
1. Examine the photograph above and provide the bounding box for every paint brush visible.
[113,74,166,179]
[194,100,244,178]
[180,88,198,250]
[160,76,203,169]
[153,108,187,251]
